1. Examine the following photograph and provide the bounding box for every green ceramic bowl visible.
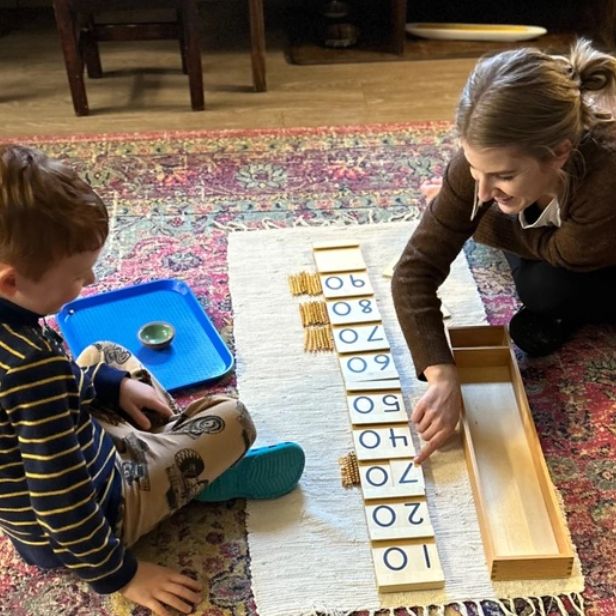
[137,321,175,350]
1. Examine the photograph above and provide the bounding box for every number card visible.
[333,323,390,354]
[364,501,434,541]
[326,297,381,325]
[359,459,425,500]
[339,351,399,384]
[320,271,374,299]
[372,542,444,591]
[313,244,366,273]
[346,392,407,425]
[353,425,416,460]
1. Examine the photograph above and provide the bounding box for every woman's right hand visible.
[411,364,463,464]
[120,560,202,616]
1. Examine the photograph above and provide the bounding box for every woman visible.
[391,39,616,464]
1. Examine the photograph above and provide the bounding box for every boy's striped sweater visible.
[0,298,136,594]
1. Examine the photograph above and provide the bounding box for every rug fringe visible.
[292,593,584,616]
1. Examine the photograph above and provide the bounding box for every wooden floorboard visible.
[0,2,575,137]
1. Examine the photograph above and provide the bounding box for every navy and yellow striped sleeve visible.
[80,362,128,409]
[1,349,137,593]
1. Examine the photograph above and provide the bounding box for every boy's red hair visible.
[0,144,109,280]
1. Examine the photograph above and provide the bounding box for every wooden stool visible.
[248,0,266,93]
[52,0,267,116]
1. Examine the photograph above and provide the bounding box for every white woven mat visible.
[227,222,584,616]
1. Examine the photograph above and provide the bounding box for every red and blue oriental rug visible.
[0,124,614,616]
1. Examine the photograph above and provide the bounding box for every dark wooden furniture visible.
[249,0,266,93]
[288,0,616,66]
[52,0,266,116]
[288,0,407,65]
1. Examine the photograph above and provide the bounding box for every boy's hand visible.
[119,378,173,430]
[412,364,462,465]
[120,560,202,616]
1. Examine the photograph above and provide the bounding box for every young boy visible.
[0,144,305,616]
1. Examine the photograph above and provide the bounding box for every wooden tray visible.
[449,325,574,580]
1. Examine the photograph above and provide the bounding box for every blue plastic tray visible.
[57,279,234,392]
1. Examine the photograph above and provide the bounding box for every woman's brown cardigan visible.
[391,135,616,377]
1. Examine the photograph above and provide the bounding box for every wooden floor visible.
[1,2,484,137]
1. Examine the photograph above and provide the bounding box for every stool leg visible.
[390,0,406,55]
[248,0,266,92]
[82,15,103,79]
[52,0,89,116]
[177,9,188,74]
[179,0,204,111]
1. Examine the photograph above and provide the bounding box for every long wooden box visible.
[449,325,574,581]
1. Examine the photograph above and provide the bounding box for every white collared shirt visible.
[470,183,562,229]
[518,197,562,229]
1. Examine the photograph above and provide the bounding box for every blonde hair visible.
[0,144,109,281]
[456,39,616,159]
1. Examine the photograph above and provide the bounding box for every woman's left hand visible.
[420,179,443,201]
[119,378,173,429]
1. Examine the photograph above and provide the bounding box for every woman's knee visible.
[512,262,575,315]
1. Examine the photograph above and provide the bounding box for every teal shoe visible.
[195,441,305,502]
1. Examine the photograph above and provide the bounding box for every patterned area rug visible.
[0,124,613,616]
